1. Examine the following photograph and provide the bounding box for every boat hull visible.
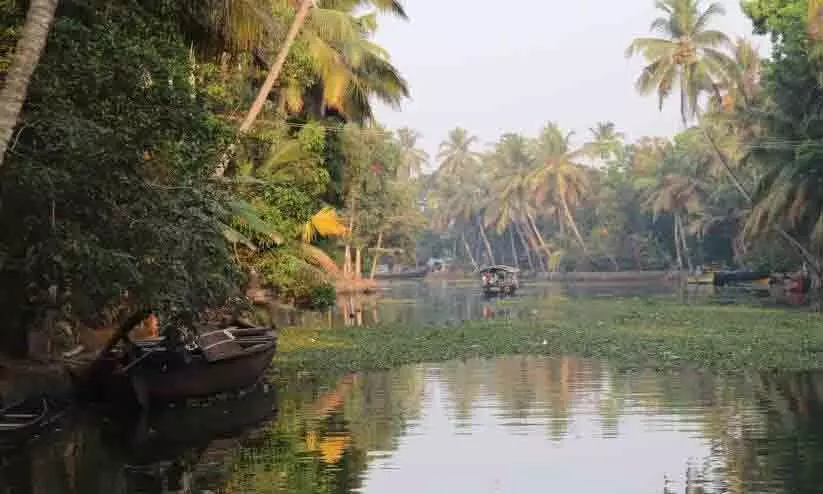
[131,343,277,408]
[67,327,277,409]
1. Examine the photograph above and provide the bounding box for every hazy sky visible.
[373,0,769,170]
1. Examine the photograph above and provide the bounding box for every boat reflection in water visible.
[101,381,278,493]
[0,381,278,494]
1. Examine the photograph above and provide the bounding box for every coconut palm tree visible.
[0,0,59,168]
[645,174,706,270]
[395,128,429,180]
[445,177,496,265]
[483,134,550,270]
[291,9,409,123]
[436,128,481,178]
[239,0,409,133]
[213,0,408,176]
[625,0,736,126]
[586,121,625,161]
[720,37,762,110]
[528,123,591,255]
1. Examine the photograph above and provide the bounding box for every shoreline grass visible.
[272,296,823,376]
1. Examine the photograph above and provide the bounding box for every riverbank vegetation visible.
[0,0,425,357]
[419,0,823,279]
[274,296,823,374]
[4,0,823,359]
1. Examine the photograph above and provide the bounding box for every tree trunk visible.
[476,216,495,265]
[677,214,693,272]
[369,231,383,279]
[343,189,358,279]
[526,212,551,271]
[354,247,362,280]
[461,232,478,271]
[703,128,823,277]
[343,244,351,278]
[0,0,59,168]
[560,195,588,254]
[673,214,683,271]
[514,221,536,272]
[509,227,519,268]
[212,0,313,177]
[524,214,548,272]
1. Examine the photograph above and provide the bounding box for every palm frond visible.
[227,199,284,244]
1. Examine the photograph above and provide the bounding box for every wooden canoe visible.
[68,325,277,410]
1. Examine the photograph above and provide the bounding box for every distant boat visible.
[687,270,716,285]
[687,269,771,287]
[480,265,520,296]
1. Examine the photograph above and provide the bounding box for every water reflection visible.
[7,357,823,493]
[263,279,823,331]
[260,280,683,330]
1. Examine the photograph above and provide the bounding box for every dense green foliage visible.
[420,0,823,277]
[0,0,419,355]
[5,0,823,357]
[1,1,243,347]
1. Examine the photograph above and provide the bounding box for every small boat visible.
[0,396,68,447]
[686,269,772,287]
[67,310,278,409]
[713,270,772,287]
[480,265,520,296]
[687,271,716,285]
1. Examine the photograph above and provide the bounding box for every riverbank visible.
[272,296,823,375]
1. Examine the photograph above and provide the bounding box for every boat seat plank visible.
[3,413,38,419]
[197,331,245,362]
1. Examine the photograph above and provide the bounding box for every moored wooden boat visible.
[687,271,716,285]
[480,265,520,296]
[687,269,772,287]
[67,311,277,409]
[713,270,771,287]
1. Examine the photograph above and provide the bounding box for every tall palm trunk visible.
[343,191,358,278]
[677,214,693,272]
[560,195,588,254]
[476,216,495,265]
[509,227,519,268]
[525,212,551,271]
[673,214,683,271]
[369,231,383,279]
[514,221,536,272]
[0,0,59,168]
[526,212,549,252]
[213,0,313,177]
[461,232,478,271]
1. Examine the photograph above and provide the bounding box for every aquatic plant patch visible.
[273,297,823,375]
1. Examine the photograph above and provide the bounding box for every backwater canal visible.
[2,280,822,493]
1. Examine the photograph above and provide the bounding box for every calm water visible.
[3,356,823,493]
[4,283,823,493]
[269,279,685,328]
